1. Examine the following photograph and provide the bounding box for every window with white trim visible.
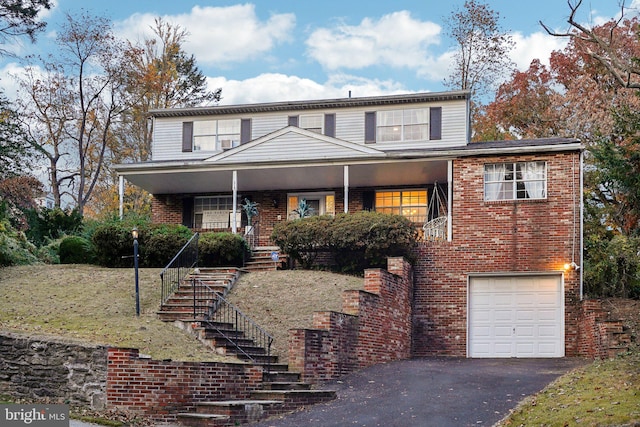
[484,162,547,201]
[193,119,240,151]
[375,190,427,223]
[287,192,335,218]
[299,114,323,134]
[377,108,429,142]
[194,196,237,228]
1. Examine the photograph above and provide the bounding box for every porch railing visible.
[193,278,273,365]
[160,232,199,305]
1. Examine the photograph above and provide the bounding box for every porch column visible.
[447,160,453,242]
[344,165,349,213]
[232,170,238,234]
[118,175,124,220]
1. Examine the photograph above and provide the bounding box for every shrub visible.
[143,224,192,267]
[198,232,249,267]
[59,236,95,264]
[25,207,83,246]
[271,215,333,269]
[271,211,417,274]
[92,220,193,268]
[331,212,417,272]
[36,239,61,264]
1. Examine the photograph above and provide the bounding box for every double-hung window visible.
[377,108,430,142]
[484,162,547,201]
[191,119,241,151]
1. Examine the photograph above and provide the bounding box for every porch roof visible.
[114,137,582,195]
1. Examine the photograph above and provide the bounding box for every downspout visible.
[232,170,238,234]
[118,175,124,220]
[580,150,584,300]
[447,160,453,242]
[344,165,349,213]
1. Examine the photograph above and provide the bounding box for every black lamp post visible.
[132,227,140,317]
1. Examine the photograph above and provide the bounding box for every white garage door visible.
[468,275,564,358]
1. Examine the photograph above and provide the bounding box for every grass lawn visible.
[497,350,640,426]
[0,264,233,361]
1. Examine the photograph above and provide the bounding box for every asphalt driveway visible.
[251,357,586,427]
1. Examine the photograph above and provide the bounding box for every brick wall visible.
[578,300,631,359]
[288,257,413,383]
[151,194,183,224]
[412,152,583,357]
[107,348,263,421]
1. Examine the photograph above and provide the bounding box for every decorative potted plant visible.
[241,198,259,235]
[293,198,314,218]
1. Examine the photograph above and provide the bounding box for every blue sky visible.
[0,0,636,105]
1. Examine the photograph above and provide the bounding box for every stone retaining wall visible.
[0,332,107,409]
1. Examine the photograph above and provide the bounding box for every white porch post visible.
[447,160,453,242]
[118,175,124,220]
[344,165,349,213]
[232,170,238,234]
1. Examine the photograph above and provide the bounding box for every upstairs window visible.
[188,119,241,151]
[377,108,430,142]
[299,114,324,134]
[484,162,547,201]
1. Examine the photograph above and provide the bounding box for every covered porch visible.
[117,156,453,245]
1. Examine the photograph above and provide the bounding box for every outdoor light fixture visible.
[132,227,140,317]
[564,261,580,271]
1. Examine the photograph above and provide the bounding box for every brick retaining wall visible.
[106,348,263,421]
[288,257,413,383]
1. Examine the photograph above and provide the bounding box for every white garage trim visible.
[467,273,564,358]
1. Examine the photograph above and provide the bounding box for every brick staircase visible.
[157,267,336,426]
[157,268,240,322]
[243,246,288,272]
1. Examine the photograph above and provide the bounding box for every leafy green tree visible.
[0,94,36,178]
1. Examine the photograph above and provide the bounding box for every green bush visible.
[271,215,333,269]
[59,236,95,264]
[271,211,417,274]
[36,239,61,264]
[143,224,192,267]
[198,232,249,267]
[25,207,83,246]
[92,220,193,268]
[0,226,39,267]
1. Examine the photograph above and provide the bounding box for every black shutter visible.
[240,118,251,144]
[324,113,336,137]
[364,112,376,144]
[182,122,193,152]
[363,191,375,211]
[288,115,299,127]
[182,197,194,228]
[430,107,442,140]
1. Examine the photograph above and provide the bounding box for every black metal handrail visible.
[192,278,273,365]
[160,232,199,305]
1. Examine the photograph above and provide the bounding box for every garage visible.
[468,275,564,358]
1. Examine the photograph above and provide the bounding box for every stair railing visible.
[192,278,274,366]
[160,232,199,305]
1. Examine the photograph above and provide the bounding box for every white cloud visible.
[115,4,295,66]
[306,11,440,71]
[207,72,410,105]
[511,31,568,71]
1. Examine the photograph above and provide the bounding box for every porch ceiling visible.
[120,159,449,194]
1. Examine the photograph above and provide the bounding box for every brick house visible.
[115,90,584,359]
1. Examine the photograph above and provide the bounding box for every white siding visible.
[336,110,365,143]
[150,98,469,161]
[215,131,373,163]
[251,114,289,140]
